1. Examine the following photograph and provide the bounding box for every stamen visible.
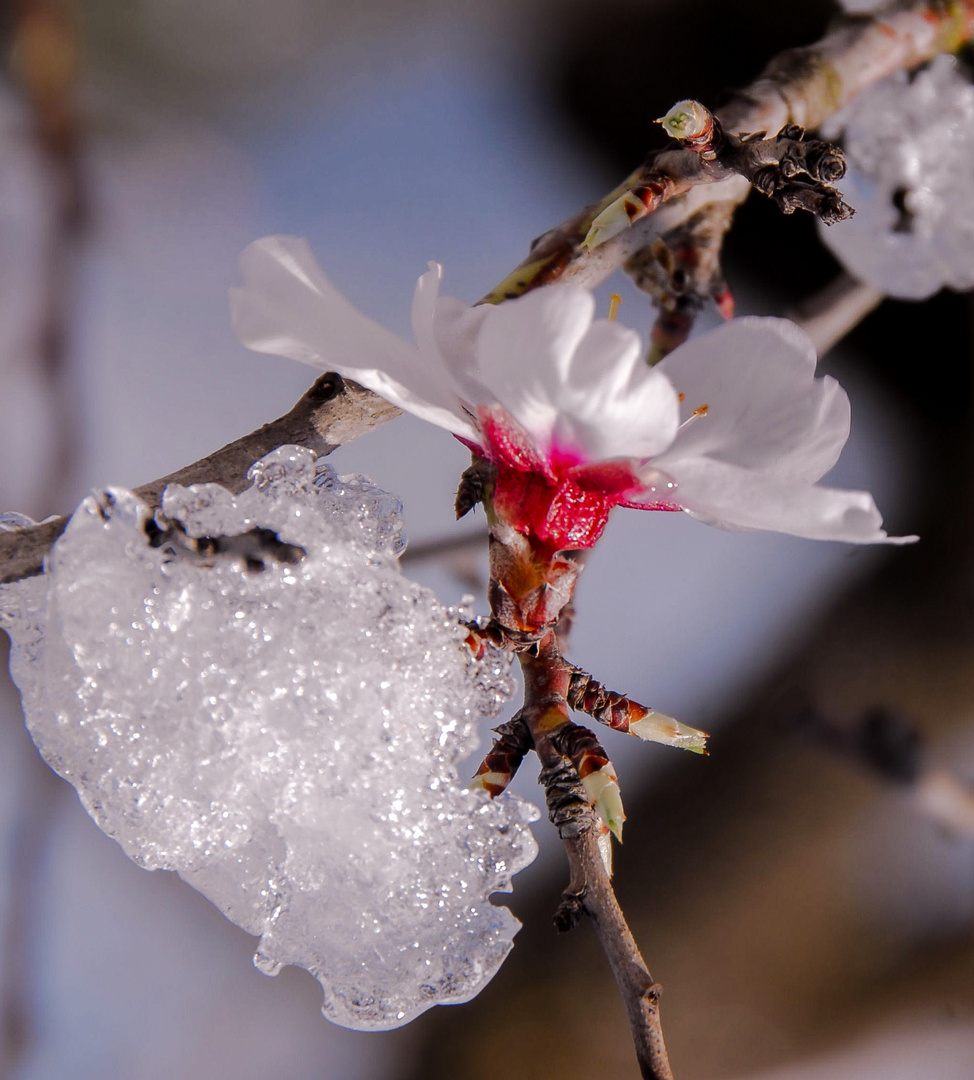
[678,402,710,434]
[678,392,685,403]
[608,294,622,322]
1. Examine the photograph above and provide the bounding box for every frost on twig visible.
[0,447,538,1030]
[818,54,974,298]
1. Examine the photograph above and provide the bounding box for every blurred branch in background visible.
[0,2,85,1074]
[791,272,884,357]
[8,0,86,511]
[801,704,974,840]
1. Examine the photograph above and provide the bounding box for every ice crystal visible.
[0,447,536,1030]
[819,56,974,299]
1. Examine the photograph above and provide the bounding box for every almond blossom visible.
[231,236,914,550]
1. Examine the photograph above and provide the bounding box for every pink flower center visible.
[467,406,680,551]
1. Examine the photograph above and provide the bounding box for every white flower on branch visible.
[0,448,537,1030]
[232,236,914,547]
[819,54,974,299]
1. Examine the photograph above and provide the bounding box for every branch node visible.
[302,372,344,404]
[553,889,586,933]
[538,755,592,839]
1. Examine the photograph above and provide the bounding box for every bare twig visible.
[464,516,675,1076]
[483,112,850,305]
[559,828,673,1080]
[0,375,400,584]
[521,636,674,1080]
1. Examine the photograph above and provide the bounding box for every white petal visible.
[231,237,478,441]
[433,294,494,409]
[667,457,917,544]
[475,285,596,448]
[409,261,444,362]
[657,317,850,483]
[552,320,680,461]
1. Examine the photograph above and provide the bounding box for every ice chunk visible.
[818,56,974,299]
[0,446,537,1030]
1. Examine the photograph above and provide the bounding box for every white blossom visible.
[231,236,914,546]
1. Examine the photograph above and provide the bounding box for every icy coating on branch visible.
[0,447,537,1030]
[819,55,974,299]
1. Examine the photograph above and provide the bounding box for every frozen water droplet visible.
[1,446,536,1030]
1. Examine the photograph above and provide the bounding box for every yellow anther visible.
[608,294,622,322]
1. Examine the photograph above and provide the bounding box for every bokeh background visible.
[0,1,972,1077]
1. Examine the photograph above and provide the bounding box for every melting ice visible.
[819,55,974,299]
[0,446,537,1030]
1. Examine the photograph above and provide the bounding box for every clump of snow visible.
[819,55,974,299]
[0,446,537,1030]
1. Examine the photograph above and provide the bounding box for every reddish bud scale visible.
[552,723,613,785]
[463,631,487,661]
[461,620,512,661]
[628,181,668,220]
[576,746,611,780]
[470,717,533,798]
[683,116,717,154]
[487,535,579,642]
[566,667,651,733]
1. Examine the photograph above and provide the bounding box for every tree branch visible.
[559,827,673,1080]
[0,374,400,585]
[520,635,674,1080]
[483,0,974,304]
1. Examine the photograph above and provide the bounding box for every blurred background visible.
[0,0,972,1077]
